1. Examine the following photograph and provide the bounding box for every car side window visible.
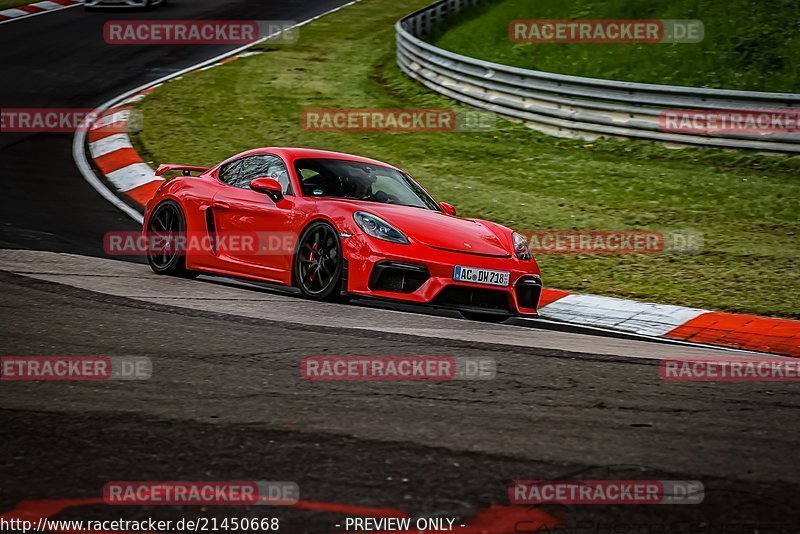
[259,156,293,195]
[219,159,242,185]
[224,156,293,194]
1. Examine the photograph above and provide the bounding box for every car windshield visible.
[295,158,440,210]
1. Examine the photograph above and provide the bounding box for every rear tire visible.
[146,200,197,278]
[294,221,344,301]
[461,311,509,323]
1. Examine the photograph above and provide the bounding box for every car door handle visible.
[213,202,230,209]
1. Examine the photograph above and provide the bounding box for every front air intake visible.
[369,261,430,293]
[432,286,511,312]
[515,276,542,310]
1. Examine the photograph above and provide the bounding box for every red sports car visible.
[143,147,542,321]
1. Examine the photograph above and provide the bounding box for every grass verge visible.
[431,0,800,92]
[132,0,800,318]
[0,0,34,9]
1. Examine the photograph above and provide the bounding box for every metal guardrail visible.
[396,0,800,153]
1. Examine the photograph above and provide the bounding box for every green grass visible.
[132,0,800,318]
[0,0,37,9]
[431,0,800,92]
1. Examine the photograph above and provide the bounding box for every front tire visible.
[146,200,197,278]
[294,221,344,301]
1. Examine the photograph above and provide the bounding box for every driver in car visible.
[342,168,393,203]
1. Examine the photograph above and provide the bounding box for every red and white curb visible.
[72,0,800,359]
[83,51,263,211]
[87,89,162,209]
[0,0,79,24]
[536,291,800,357]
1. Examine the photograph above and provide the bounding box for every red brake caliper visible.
[309,243,317,281]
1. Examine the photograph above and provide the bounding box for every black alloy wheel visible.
[146,200,196,278]
[295,221,344,300]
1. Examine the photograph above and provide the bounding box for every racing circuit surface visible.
[1,1,799,532]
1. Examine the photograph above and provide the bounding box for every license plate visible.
[453,266,510,287]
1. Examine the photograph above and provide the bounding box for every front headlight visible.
[354,212,410,244]
[512,231,532,260]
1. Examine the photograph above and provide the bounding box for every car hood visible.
[334,200,511,257]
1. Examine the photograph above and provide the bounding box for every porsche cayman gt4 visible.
[143,147,542,321]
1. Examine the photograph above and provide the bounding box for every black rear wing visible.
[155,164,210,177]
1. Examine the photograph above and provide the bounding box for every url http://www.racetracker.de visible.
[0,516,281,532]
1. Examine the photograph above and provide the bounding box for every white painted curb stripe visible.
[0,0,79,25]
[119,93,148,106]
[30,1,63,9]
[91,110,130,130]
[89,133,133,158]
[105,163,159,192]
[539,294,708,337]
[0,8,29,17]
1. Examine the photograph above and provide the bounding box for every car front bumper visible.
[342,234,542,316]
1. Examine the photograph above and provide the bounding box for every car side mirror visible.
[250,177,284,202]
[439,202,456,216]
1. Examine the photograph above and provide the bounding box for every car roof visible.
[223,147,404,172]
